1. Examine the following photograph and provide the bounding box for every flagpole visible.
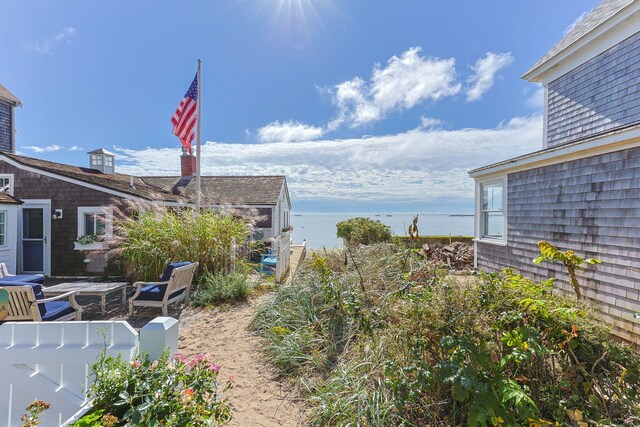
[195,59,202,212]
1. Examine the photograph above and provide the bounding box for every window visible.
[478,178,506,243]
[85,212,106,236]
[0,174,13,194]
[91,155,103,166]
[77,207,113,239]
[105,156,113,167]
[0,211,5,246]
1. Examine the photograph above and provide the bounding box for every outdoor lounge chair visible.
[128,261,198,317]
[0,262,45,284]
[0,282,82,321]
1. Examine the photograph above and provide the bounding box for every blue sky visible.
[1,0,599,212]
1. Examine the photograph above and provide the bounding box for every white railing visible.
[0,317,178,427]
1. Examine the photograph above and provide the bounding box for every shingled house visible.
[469,0,640,343]
[0,83,20,153]
[0,147,291,280]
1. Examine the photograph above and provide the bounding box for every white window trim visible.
[0,210,6,247]
[75,206,113,250]
[474,175,508,246]
[0,173,14,195]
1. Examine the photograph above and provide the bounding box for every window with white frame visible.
[77,207,113,238]
[0,174,13,194]
[90,155,103,167]
[105,156,113,167]
[479,179,506,241]
[0,211,5,246]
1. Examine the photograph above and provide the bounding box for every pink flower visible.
[208,363,221,373]
[131,361,141,368]
[174,353,188,363]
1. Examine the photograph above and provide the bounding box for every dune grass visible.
[250,244,640,426]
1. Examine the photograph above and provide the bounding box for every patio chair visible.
[0,282,82,321]
[128,262,199,317]
[0,262,45,284]
[260,253,277,274]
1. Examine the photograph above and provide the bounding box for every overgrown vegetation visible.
[191,271,255,306]
[109,200,253,281]
[336,217,392,246]
[72,351,232,426]
[251,244,640,426]
[534,241,601,301]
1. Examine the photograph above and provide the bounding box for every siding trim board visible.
[469,124,640,179]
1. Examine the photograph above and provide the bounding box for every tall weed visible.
[251,244,640,426]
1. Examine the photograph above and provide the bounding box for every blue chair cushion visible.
[137,283,185,302]
[160,262,192,282]
[0,274,45,284]
[0,281,46,316]
[41,301,75,321]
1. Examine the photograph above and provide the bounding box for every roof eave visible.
[522,1,640,83]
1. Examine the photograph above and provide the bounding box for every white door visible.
[19,200,51,275]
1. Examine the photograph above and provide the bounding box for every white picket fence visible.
[0,318,178,427]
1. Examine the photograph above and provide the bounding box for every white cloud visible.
[466,52,513,102]
[257,120,325,143]
[526,86,544,110]
[419,116,443,129]
[330,47,461,128]
[22,144,63,153]
[68,145,84,151]
[115,115,542,205]
[25,27,76,54]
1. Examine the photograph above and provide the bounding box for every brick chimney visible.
[181,148,196,177]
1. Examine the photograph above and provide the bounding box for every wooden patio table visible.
[43,282,129,315]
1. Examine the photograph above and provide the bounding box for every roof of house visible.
[0,152,184,202]
[87,148,115,156]
[142,175,287,206]
[0,192,22,205]
[0,83,21,106]
[523,0,635,80]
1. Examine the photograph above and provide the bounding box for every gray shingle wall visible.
[477,146,640,343]
[546,31,640,147]
[0,101,12,152]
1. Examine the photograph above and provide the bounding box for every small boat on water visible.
[294,214,302,217]
[385,214,392,217]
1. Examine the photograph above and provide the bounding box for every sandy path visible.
[178,297,307,427]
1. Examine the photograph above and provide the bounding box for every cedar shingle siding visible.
[547,31,640,148]
[1,163,119,276]
[0,101,12,152]
[476,146,640,342]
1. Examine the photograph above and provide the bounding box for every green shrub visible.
[336,217,392,246]
[251,244,640,426]
[191,272,253,306]
[75,351,232,426]
[109,200,251,281]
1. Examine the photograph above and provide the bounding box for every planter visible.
[74,242,109,251]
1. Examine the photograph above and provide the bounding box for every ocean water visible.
[291,213,474,249]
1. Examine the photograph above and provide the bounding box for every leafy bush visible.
[74,351,232,426]
[109,200,252,281]
[191,272,253,306]
[336,217,392,246]
[251,244,640,426]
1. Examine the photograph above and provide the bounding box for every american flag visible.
[171,74,198,154]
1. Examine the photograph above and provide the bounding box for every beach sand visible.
[178,297,307,427]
